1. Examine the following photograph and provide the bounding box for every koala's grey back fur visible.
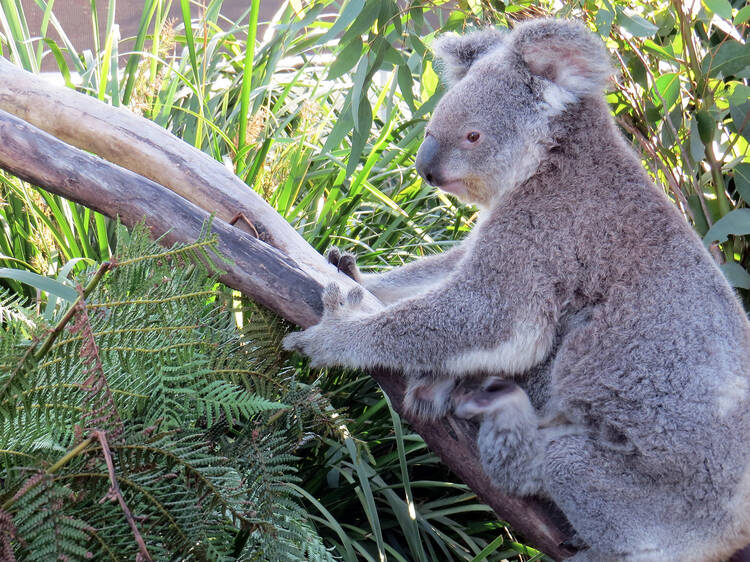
[284,19,750,560]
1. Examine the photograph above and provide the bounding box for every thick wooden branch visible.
[0,60,573,558]
[0,57,348,288]
[0,109,322,328]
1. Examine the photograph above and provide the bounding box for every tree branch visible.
[0,60,573,559]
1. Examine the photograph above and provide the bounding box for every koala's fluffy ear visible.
[511,19,613,98]
[432,28,505,85]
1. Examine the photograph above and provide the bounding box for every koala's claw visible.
[326,247,360,281]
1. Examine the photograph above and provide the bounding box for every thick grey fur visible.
[284,18,750,560]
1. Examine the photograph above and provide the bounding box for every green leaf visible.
[687,194,710,236]
[0,268,78,301]
[318,0,364,43]
[347,97,372,177]
[595,4,614,37]
[702,0,732,19]
[340,0,380,44]
[651,73,680,113]
[729,101,750,142]
[616,9,658,37]
[643,40,679,63]
[721,262,750,289]
[703,40,750,78]
[327,38,363,80]
[351,55,370,131]
[733,163,750,202]
[397,63,415,110]
[735,5,750,25]
[704,208,750,244]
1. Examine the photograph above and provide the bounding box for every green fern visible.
[0,225,336,560]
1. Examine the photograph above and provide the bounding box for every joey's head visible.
[416,19,613,207]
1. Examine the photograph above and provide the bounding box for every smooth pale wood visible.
[0,109,323,328]
[0,90,574,557]
[0,57,359,295]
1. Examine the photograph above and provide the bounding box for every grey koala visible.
[284,19,750,561]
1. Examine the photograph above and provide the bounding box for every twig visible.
[93,430,153,562]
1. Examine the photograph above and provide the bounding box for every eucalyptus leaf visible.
[733,163,750,202]
[729,101,750,142]
[317,0,364,43]
[595,4,614,37]
[720,262,750,289]
[340,0,381,44]
[702,41,750,78]
[735,5,750,25]
[398,63,415,110]
[651,73,680,113]
[327,38,363,80]
[351,54,370,131]
[702,0,732,20]
[704,209,750,244]
[616,9,658,37]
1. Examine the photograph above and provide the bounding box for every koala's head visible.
[416,19,613,207]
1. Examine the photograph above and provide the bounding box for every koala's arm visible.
[359,245,468,304]
[283,255,556,376]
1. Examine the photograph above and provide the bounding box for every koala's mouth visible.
[437,180,469,199]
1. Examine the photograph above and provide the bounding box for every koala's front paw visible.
[282,283,364,368]
[453,377,528,420]
[403,376,456,420]
[327,247,361,282]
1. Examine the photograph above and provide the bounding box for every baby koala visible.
[285,19,750,561]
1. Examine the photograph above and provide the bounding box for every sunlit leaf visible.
[702,41,750,78]
[702,0,732,20]
[651,73,680,113]
[735,5,750,25]
[328,38,363,80]
[616,9,658,37]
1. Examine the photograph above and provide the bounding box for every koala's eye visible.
[466,131,480,143]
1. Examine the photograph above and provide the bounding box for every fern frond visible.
[1,225,332,560]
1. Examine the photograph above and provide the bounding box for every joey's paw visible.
[403,377,457,420]
[326,247,361,281]
[453,377,527,419]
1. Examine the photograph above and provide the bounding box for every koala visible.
[284,19,750,561]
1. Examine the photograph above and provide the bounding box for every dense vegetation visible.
[0,0,748,559]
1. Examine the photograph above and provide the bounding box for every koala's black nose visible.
[416,134,442,186]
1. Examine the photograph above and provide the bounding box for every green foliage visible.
[0,226,336,560]
[1,0,748,560]
[569,0,750,292]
